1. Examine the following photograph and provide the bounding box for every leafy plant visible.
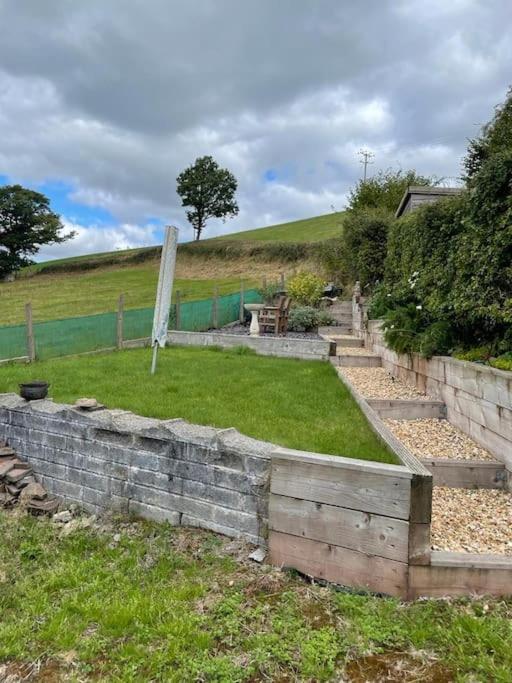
[288,306,320,332]
[257,281,281,304]
[347,168,434,214]
[287,271,325,307]
[341,208,394,289]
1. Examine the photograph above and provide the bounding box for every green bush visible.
[491,353,512,372]
[287,272,325,307]
[288,306,333,332]
[341,209,394,289]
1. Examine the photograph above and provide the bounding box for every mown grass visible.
[0,266,253,325]
[0,511,511,682]
[0,346,394,463]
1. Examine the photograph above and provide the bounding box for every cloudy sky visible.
[0,0,510,260]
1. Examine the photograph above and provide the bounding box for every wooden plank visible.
[25,302,36,362]
[269,494,409,563]
[409,554,512,598]
[367,398,446,420]
[271,456,411,520]
[422,458,507,489]
[269,531,408,598]
[116,293,124,350]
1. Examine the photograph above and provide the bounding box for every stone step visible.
[331,355,382,368]
[0,446,16,458]
[366,398,447,420]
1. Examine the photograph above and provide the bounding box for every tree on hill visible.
[176,156,239,240]
[0,184,73,279]
[347,168,434,214]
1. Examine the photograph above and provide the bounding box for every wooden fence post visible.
[212,286,219,328]
[280,272,285,290]
[175,290,181,330]
[116,294,124,350]
[262,276,267,290]
[239,279,245,323]
[25,302,35,362]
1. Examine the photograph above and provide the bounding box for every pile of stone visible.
[0,441,59,514]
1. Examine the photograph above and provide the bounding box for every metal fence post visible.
[25,302,36,362]
[116,294,124,350]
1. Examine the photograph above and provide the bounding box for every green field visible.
[1,511,510,681]
[210,211,344,243]
[0,211,341,326]
[0,346,394,462]
[0,266,250,325]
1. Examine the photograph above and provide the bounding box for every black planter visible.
[19,381,49,401]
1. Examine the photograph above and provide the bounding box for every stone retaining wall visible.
[352,303,512,470]
[167,330,335,360]
[0,394,271,545]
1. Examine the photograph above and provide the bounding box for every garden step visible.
[319,331,363,347]
[0,446,16,458]
[367,398,447,420]
[331,355,382,368]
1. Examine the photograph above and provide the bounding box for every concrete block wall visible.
[0,394,271,544]
[167,330,335,360]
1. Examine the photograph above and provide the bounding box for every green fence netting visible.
[0,289,261,361]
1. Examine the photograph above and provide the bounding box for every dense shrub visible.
[287,271,325,307]
[341,209,394,289]
[288,306,333,332]
[347,169,434,213]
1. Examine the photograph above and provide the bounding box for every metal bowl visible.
[19,381,49,401]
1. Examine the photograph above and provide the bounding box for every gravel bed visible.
[337,346,378,356]
[431,487,512,554]
[385,418,497,461]
[208,324,322,340]
[338,367,428,399]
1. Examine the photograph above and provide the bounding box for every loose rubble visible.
[0,441,58,514]
[338,367,428,399]
[385,418,497,461]
[431,487,512,554]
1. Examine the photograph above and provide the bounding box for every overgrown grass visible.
[0,267,252,325]
[0,511,511,681]
[0,346,394,463]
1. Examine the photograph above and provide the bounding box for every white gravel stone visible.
[385,418,497,461]
[431,487,512,555]
[338,367,428,399]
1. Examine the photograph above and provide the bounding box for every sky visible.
[0,0,510,260]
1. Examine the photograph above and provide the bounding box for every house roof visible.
[395,185,462,218]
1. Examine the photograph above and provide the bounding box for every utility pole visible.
[358,149,375,182]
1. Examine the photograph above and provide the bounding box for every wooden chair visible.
[259,296,291,336]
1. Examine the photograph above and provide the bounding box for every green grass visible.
[0,266,251,325]
[209,211,344,243]
[1,512,511,682]
[0,346,394,463]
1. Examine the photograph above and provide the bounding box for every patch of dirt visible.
[344,651,454,682]
[0,660,63,683]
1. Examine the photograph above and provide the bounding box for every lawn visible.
[0,511,511,681]
[0,346,394,463]
[0,267,250,325]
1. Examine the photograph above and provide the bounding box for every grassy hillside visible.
[209,211,343,243]
[1,211,341,325]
